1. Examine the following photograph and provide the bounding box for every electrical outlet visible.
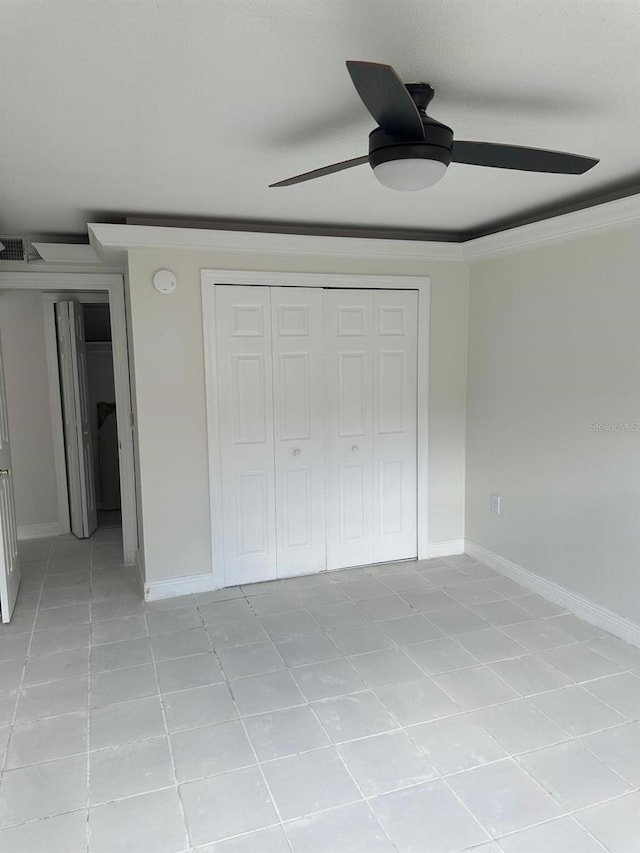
[490,494,501,515]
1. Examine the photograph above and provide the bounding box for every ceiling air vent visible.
[0,235,28,261]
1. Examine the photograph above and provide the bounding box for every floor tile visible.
[89,735,174,803]
[447,582,503,606]
[424,605,489,635]
[0,690,16,727]
[199,598,254,625]
[540,643,624,682]
[286,801,395,853]
[207,617,269,649]
[91,614,148,645]
[22,647,89,686]
[275,631,340,666]
[90,694,165,748]
[34,603,90,630]
[292,583,349,607]
[260,610,320,638]
[230,669,305,715]
[218,641,285,680]
[470,599,534,627]
[580,722,640,785]
[90,663,158,707]
[498,815,605,853]
[408,713,508,774]
[531,684,627,735]
[6,710,87,768]
[89,787,187,853]
[15,675,89,722]
[433,665,518,711]
[400,589,457,612]
[171,719,255,781]
[583,672,640,718]
[372,779,489,852]
[180,766,278,846]
[375,677,460,726]
[404,636,480,675]
[339,730,436,795]
[357,594,415,621]
[472,698,569,753]
[312,691,397,742]
[147,606,204,634]
[150,627,212,660]
[482,578,528,599]
[244,704,330,760]
[573,791,640,853]
[200,825,290,853]
[293,657,366,700]
[0,634,29,661]
[248,591,301,616]
[309,602,371,629]
[90,636,152,672]
[163,682,238,732]
[156,653,224,692]
[489,653,572,696]
[507,593,568,617]
[348,648,425,687]
[502,619,575,651]
[454,627,527,663]
[379,614,443,645]
[0,810,88,853]
[518,740,632,809]
[446,758,563,836]
[588,635,640,670]
[326,623,394,655]
[341,576,394,600]
[0,753,88,826]
[546,613,610,642]
[379,570,435,594]
[261,746,361,820]
[28,624,90,656]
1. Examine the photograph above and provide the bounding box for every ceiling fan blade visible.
[346,61,425,139]
[269,155,368,187]
[452,141,599,174]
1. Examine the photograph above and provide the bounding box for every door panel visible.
[56,301,98,538]
[372,290,418,561]
[0,331,21,622]
[325,290,374,570]
[216,286,277,585]
[271,287,325,576]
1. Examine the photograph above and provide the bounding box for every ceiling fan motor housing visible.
[368,118,454,172]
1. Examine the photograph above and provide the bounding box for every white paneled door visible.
[56,301,98,539]
[271,287,326,577]
[325,290,418,570]
[0,331,21,622]
[214,285,418,585]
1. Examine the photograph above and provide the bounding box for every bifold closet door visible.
[271,287,325,576]
[215,286,277,585]
[325,289,418,570]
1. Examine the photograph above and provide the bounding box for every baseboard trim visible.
[144,572,218,602]
[424,539,465,559]
[465,540,640,649]
[17,522,63,541]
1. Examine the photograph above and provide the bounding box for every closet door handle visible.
[352,445,359,453]
[293,448,301,456]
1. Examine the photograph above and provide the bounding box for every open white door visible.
[56,301,98,538]
[0,332,21,623]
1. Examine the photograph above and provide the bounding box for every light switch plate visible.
[490,494,501,514]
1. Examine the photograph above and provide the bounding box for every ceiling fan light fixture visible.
[373,156,448,191]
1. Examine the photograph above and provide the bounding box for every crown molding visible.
[463,193,640,261]
[87,192,640,265]
[88,222,464,262]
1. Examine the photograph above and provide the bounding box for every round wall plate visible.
[152,269,177,294]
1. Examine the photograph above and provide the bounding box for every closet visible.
[214,285,418,586]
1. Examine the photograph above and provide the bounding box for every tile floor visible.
[0,536,639,852]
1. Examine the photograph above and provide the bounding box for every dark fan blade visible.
[346,61,425,139]
[269,156,368,187]
[452,141,598,174]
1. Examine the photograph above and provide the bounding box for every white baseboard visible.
[17,522,63,541]
[465,540,640,649]
[145,572,218,601]
[424,539,465,559]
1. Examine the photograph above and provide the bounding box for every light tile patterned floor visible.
[1,532,639,852]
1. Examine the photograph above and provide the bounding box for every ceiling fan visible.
[270,61,599,191]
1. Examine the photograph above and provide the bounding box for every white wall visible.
[0,290,60,532]
[466,225,640,624]
[127,249,470,584]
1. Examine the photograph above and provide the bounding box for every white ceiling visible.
[1,0,639,239]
